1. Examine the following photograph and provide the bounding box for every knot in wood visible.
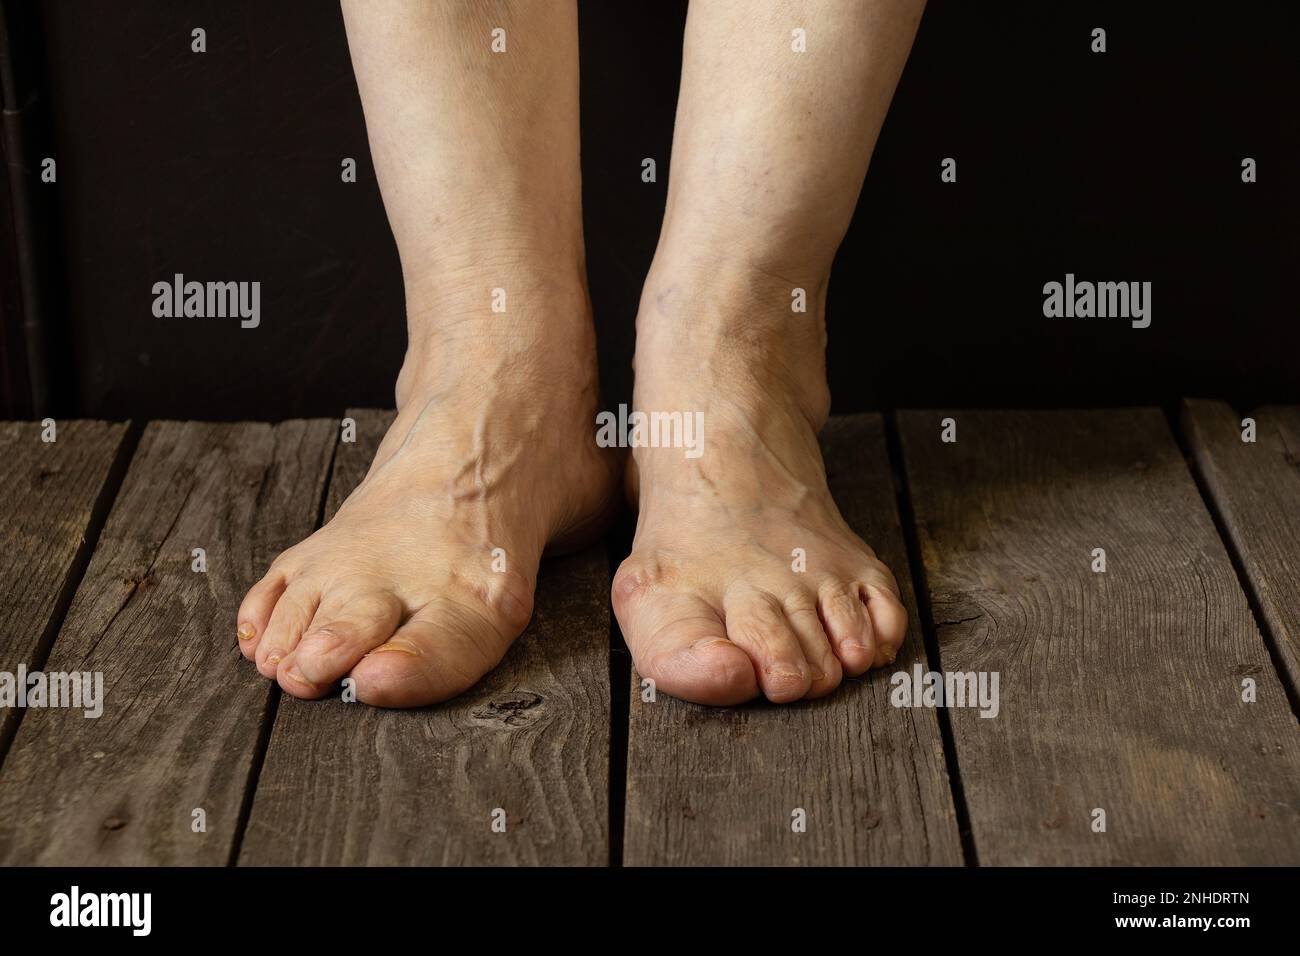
[471,690,544,727]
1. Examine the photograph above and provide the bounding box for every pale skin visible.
[237,0,926,707]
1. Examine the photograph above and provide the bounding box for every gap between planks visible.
[0,420,336,865]
[897,407,1300,865]
[0,420,136,769]
[1178,400,1300,716]
[884,411,980,865]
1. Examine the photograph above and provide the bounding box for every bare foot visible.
[613,266,907,706]
[237,270,619,706]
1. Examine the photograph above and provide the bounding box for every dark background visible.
[1,0,1295,422]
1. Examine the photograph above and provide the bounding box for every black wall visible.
[23,0,1300,421]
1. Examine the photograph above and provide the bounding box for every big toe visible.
[614,577,758,706]
[348,597,512,707]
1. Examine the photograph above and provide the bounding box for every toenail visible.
[368,641,419,657]
[266,654,282,666]
[237,622,255,641]
[880,645,898,664]
[768,664,806,684]
[283,664,307,685]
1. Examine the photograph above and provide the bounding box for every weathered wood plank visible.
[239,410,610,866]
[623,414,963,866]
[899,408,1300,865]
[0,420,335,864]
[0,421,130,758]
[1183,400,1300,701]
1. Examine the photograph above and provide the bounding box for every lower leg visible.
[341,0,589,404]
[237,0,617,706]
[616,0,926,705]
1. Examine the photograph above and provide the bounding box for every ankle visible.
[634,258,832,431]
[396,262,596,410]
[391,176,587,283]
[656,194,844,289]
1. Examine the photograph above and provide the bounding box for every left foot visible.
[613,264,908,706]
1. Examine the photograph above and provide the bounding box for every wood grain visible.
[0,420,335,864]
[0,420,129,757]
[899,408,1300,865]
[238,410,611,866]
[623,414,963,866]
[1183,400,1300,702]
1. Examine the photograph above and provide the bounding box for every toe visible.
[348,596,511,707]
[783,589,842,698]
[817,578,876,676]
[613,581,757,706]
[236,570,287,659]
[722,589,814,703]
[613,561,758,705]
[862,577,907,668]
[274,649,332,700]
[256,583,320,678]
[292,589,404,686]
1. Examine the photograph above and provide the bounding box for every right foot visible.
[236,269,619,706]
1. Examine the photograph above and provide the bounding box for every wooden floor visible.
[0,402,1297,866]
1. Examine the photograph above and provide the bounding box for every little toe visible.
[236,570,287,659]
[862,580,908,667]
